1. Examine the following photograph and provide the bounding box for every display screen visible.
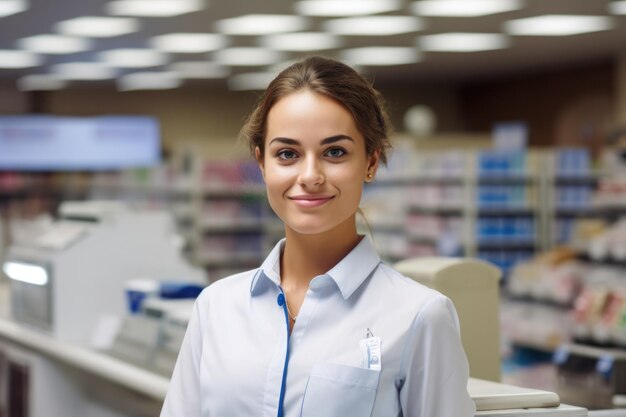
[0,115,161,170]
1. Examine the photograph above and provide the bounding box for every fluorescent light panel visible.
[609,1,626,14]
[107,0,204,17]
[0,0,28,17]
[3,262,48,286]
[295,0,402,16]
[323,16,423,36]
[55,16,139,37]
[17,35,92,54]
[99,49,167,67]
[504,15,613,36]
[419,33,509,52]
[216,14,309,35]
[214,48,285,66]
[413,0,522,17]
[17,74,67,91]
[261,32,341,51]
[170,61,230,78]
[53,62,117,80]
[118,71,181,91]
[341,47,420,66]
[151,33,227,53]
[0,50,41,68]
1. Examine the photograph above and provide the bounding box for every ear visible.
[255,147,265,179]
[365,150,380,182]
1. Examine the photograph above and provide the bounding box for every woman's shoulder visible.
[373,262,450,307]
[195,268,258,305]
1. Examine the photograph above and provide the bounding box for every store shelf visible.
[477,240,537,249]
[477,207,538,216]
[477,175,537,185]
[408,206,464,216]
[199,217,265,232]
[202,184,265,197]
[375,173,465,186]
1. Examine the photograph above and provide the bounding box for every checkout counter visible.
[0,223,590,417]
[2,201,204,343]
[0,202,205,416]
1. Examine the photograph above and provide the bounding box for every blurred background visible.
[1,0,626,416]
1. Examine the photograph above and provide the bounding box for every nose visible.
[298,155,325,187]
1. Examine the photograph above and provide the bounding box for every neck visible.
[280,215,361,291]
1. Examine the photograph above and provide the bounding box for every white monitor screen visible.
[0,115,161,171]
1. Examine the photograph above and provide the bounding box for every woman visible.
[161,56,475,417]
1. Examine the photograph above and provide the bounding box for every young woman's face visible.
[257,90,379,236]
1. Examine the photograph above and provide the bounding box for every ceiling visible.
[0,0,625,91]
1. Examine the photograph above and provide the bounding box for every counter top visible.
[469,378,561,411]
[0,317,169,401]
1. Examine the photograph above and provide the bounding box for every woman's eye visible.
[326,148,346,158]
[277,150,298,160]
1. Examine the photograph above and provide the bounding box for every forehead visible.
[265,90,362,145]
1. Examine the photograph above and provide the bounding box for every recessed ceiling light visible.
[228,72,277,91]
[504,15,613,36]
[215,14,309,35]
[150,33,227,53]
[295,0,402,16]
[0,0,27,17]
[260,32,342,51]
[17,35,92,54]
[0,50,41,68]
[323,16,423,36]
[419,33,509,52]
[608,1,626,14]
[214,48,285,66]
[17,74,67,91]
[118,71,181,91]
[412,0,522,17]
[170,61,230,78]
[53,62,117,80]
[341,47,420,66]
[55,16,139,37]
[107,0,204,17]
[99,49,167,68]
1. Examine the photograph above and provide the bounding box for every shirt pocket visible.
[300,362,380,417]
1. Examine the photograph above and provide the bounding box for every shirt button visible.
[277,293,285,306]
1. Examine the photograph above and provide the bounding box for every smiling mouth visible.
[288,195,334,208]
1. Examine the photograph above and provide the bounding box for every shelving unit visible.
[0,160,283,283]
[365,148,545,275]
[364,146,625,283]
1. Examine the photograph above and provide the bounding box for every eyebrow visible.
[268,134,355,146]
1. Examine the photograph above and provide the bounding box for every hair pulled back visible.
[241,56,392,165]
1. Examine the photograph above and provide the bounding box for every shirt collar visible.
[250,236,381,300]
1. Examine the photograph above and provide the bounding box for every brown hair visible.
[240,56,393,165]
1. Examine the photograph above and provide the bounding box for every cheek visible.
[263,164,293,194]
[330,162,367,185]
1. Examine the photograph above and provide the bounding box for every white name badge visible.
[360,336,382,371]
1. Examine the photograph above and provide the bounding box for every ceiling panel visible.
[0,0,625,90]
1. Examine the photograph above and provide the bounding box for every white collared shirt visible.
[161,236,475,417]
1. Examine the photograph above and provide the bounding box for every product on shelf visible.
[586,218,626,261]
[571,266,626,346]
[507,247,585,305]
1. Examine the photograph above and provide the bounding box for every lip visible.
[288,195,335,208]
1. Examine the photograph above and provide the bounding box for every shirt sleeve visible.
[160,294,205,417]
[398,294,475,417]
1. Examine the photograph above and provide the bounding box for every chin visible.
[286,222,338,236]
[284,213,355,237]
